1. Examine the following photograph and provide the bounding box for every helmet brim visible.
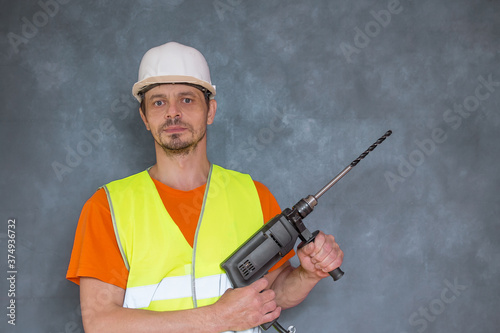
[132,75,216,102]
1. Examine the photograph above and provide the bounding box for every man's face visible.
[139,84,216,156]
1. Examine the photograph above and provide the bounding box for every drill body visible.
[220,130,392,331]
[220,204,313,290]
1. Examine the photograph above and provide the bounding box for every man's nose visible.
[164,102,181,118]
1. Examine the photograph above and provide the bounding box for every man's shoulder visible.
[102,169,150,191]
[252,180,272,194]
[84,187,109,209]
[213,164,246,175]
[214,165,273,194]
[214,164,259,180]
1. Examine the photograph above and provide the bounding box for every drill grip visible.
[297,230,344,281]
[329,267,344,281]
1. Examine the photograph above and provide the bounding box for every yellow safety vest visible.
[103,164,264,332]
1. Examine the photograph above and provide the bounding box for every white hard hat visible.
[132,42,216,102]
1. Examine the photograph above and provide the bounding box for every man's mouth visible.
[163,126,186,134]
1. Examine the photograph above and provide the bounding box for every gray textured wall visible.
[1,0,499,332]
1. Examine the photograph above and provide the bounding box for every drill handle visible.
[297,230,344,281]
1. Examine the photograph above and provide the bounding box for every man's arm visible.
[266,231,343,309]
[80,276,280,333]
[255,182,343,308]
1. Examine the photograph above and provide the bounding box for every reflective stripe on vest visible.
[103,164,263,333]
[123,273,232,309]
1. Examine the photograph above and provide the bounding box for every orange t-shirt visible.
[66,178,294,289]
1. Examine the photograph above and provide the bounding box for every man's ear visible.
[139,107,150,131]
[207,99,217,125]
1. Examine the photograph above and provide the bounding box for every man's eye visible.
[183,98,192,104]
[153,101,164,107]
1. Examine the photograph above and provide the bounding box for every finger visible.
[249,277,269,293]
[299,232,325,257]
[318,238,339,262]
[310,233,334,262]
[313,238,340,266]
[317,246,344,272]
[300,241,315,256]
[261,306,281,324]
[298,232,327,263]
[261,298,278,315]
[313,231,327,251]
[329,248,344,271]
[258,288,276,303]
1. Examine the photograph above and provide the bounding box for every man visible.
[67,41,343,333]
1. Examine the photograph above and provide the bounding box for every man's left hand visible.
[297,231,343,280]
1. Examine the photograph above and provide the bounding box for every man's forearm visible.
[80,276,280,333]
[270,263,322,310]
[82,299,227,333]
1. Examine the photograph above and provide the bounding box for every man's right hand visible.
[213,278,281,331]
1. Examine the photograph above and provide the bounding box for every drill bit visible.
[313,130,393,200]
[350,130,393,167]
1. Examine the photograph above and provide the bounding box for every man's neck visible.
[148,144,211,191]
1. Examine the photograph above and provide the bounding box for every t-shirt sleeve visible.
[253,180,296,271]
[66,188,129,289]
[253,180,281,221]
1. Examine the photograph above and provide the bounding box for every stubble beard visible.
[154,118,206,156]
